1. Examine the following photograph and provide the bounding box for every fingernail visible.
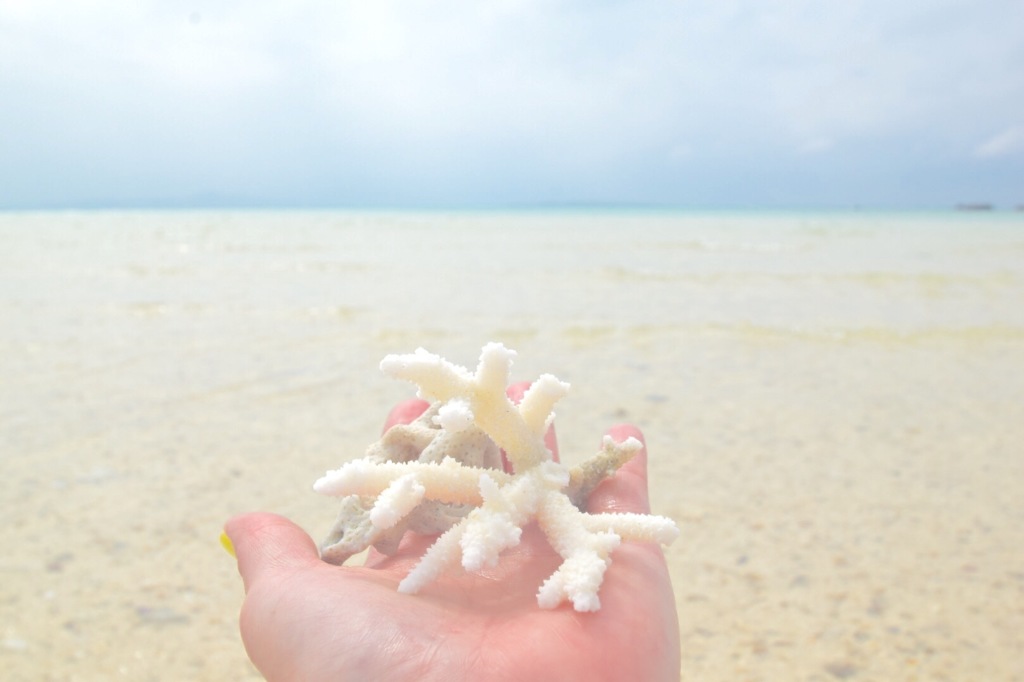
[220,531,236,558]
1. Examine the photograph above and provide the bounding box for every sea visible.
[1,209,1022,680]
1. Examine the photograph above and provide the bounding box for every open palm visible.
[225,396,680,681]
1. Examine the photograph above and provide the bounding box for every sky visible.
[1,0,1022,210]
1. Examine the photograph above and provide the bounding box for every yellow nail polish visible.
[220,531,236,558]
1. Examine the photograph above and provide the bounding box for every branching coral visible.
[314,343,678,612]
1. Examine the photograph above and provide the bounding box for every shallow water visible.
[2,210,1022,680]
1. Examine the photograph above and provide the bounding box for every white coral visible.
[314,342,679,612]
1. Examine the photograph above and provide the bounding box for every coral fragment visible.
[314,343,679,611]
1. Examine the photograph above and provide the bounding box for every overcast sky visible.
[2,1,1022,209]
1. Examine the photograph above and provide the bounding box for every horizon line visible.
[2,199,1022,213]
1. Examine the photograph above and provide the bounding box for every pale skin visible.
[224,384,681,681]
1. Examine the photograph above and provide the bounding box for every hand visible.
[224,387,680,681]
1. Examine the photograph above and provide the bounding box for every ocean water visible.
[1,210,1022,680]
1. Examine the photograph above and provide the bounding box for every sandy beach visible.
[1,210,1022,680]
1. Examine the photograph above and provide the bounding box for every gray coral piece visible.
[319,401,635,564]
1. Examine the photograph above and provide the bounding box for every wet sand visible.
[1,210,1022,680]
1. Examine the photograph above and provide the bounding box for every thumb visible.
[224,512,320,593]
[585,424,652,515]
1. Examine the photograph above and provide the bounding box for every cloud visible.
[973,126,1024,159]
[2,0,1024,207]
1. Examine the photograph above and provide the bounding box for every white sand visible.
[1,210,1022,680]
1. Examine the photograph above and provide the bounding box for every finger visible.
[382,398,430,432]
[224,512,320,593]
[506,380,559,467]
[585,424,651,515]
[505,380,531,405]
